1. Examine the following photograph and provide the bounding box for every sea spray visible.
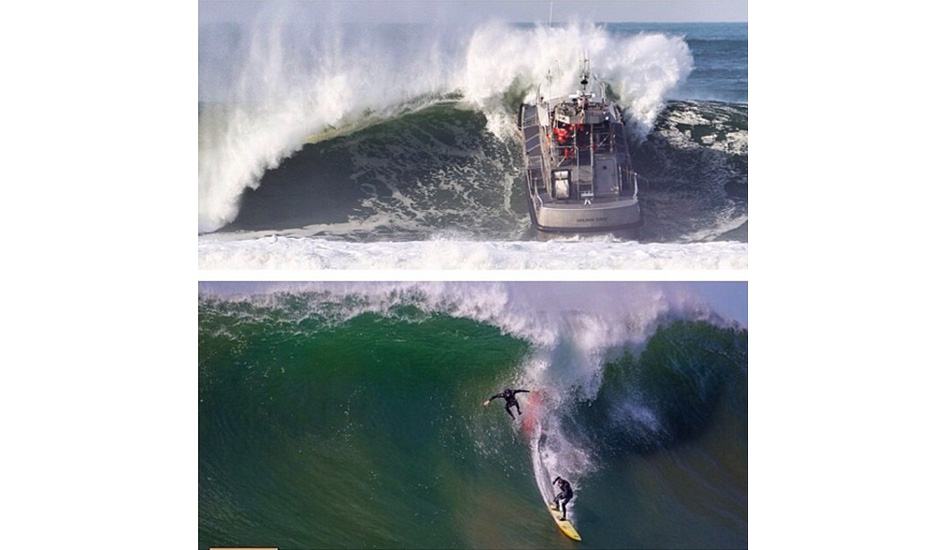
[460,22,692,140]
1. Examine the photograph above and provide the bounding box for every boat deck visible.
[520,101,642,232]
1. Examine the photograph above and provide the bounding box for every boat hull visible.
[531,196,642,233]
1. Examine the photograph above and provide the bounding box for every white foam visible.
[198,235,747,271]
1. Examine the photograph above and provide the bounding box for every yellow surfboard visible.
[548,503,581,541]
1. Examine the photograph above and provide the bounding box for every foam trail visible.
[199,14,692,233]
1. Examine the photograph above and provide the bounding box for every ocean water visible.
[198,282,748,548]
[197,16,748,269]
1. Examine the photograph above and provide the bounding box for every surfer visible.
[483,388,529,420]
[551,476,573,521]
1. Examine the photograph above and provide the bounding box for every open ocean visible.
[198,17,747,269]
[198,282,747,549]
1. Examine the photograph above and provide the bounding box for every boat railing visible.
[618,167,639,197]
[531,171,545,195]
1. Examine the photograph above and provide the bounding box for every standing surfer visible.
[551,476,574,521]
[483,388,529,420]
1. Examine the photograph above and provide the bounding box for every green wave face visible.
[199,282,747,549]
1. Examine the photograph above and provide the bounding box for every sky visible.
[199,1,748,25]
[689,281,747,325]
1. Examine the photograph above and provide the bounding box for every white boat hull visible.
[533,197,642,233]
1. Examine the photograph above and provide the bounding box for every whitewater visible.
[198,235,747,270]
[198,10,748,270]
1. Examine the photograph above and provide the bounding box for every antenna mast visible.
[580,51,590,95]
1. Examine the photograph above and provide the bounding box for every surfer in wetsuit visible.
[552,476,573,521]
[483,388,529,420]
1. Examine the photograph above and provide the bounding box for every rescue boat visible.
[519,57,642,234]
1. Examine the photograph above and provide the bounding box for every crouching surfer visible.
[483,388,530,420]
[551,476,574,521]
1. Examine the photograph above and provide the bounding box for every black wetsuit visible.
[552,477,573,520]
[488,388,529,419]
